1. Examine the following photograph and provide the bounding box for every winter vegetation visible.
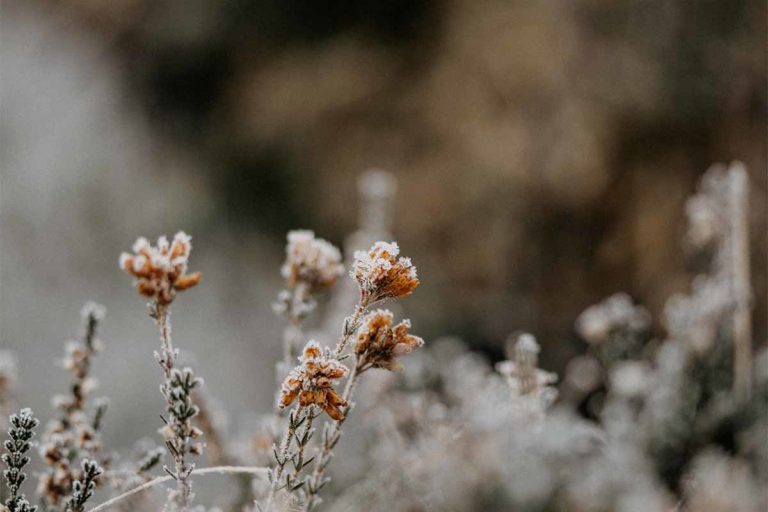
[0,163,764,512]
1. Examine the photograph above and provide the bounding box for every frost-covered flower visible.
[355,311,422,369]
[576,293,650,345]
[495,334,557,398]
[351,241,419,303]
[119,232,202,305]
[683,450,763,512]
[663,275,732,353]
[355,309,424,372]
[278,341,348,420]
[280,230,344,292]
[609,361,652,399]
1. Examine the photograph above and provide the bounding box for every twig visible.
[87,466,268,512]
[263,406,306,510]
[333,301,368,357]
[302,357,363,511]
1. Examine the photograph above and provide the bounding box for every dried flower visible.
[278,341,348,421]
[351,241,419,304]
[576,293,651,345]
[609,361,652,399]
[119,231,205,510]
[355,309,424,372]
[274,231,344,372]
[119,232,202,305]
[280,230,344,293]
[495,333,557,398]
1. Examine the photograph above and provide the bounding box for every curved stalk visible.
[87,466,268,512]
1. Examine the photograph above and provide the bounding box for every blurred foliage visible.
[38,0,766,362]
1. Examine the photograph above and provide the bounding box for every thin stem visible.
[154,304,192,509]
[284,282,310,366]
[302,357,364,511]
[263,406,305,510]
[729,164,752,399]
[156,304,174,378]
[293,407,317,477]
[86,466,268,512]
[333,300,367,357]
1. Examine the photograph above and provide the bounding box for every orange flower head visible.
[351,242,419,304]
[355,309,424,371]
[119,232,202,305]
[278,341,349,420]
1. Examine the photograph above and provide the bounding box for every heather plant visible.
[273,230,344,389]
[3,408,39,512]
[38,303,109,510]
[119,232,205,510]
[0,162,763,512]
[65,460,102,512]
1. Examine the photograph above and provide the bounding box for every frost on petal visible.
[118,231,202,305]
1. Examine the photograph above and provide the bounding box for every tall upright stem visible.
[302,357,363,512]
[264,406,306,511]
[284,282,310,367]
[154,304,191,509]
[729,164,752,399]
[156,305,174,377]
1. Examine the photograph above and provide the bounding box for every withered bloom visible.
[495,334,557,397]
[281,230,344,293]
[355,309,424,371]
[351,241,419,304]
[278,341,348,420]
[119,232,202,305]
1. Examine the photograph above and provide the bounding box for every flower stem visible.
[333,300,367,357]
[263,405,306,510]
[729,164,752,400]
[302,357,364,511]
[154,304,191,509]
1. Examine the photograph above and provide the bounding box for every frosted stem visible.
[87,466,268,512]
[729,163,752,399]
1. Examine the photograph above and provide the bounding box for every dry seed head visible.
[281,230,344,292]
[278,341,349,420]
[351,241,419,303]
[576,293,650,345]
[119,231,202,305]
[355,309,424,371]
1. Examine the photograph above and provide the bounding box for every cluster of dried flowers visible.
[119,232,202,306]
[351,241,419,305]
[273,231,345,380]
[261,235,423,512]
[278,342,348,421]
[0,163,764,512]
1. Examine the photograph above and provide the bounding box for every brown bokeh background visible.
[1,0,765,447]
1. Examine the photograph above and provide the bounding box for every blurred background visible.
[1,0,766,452]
